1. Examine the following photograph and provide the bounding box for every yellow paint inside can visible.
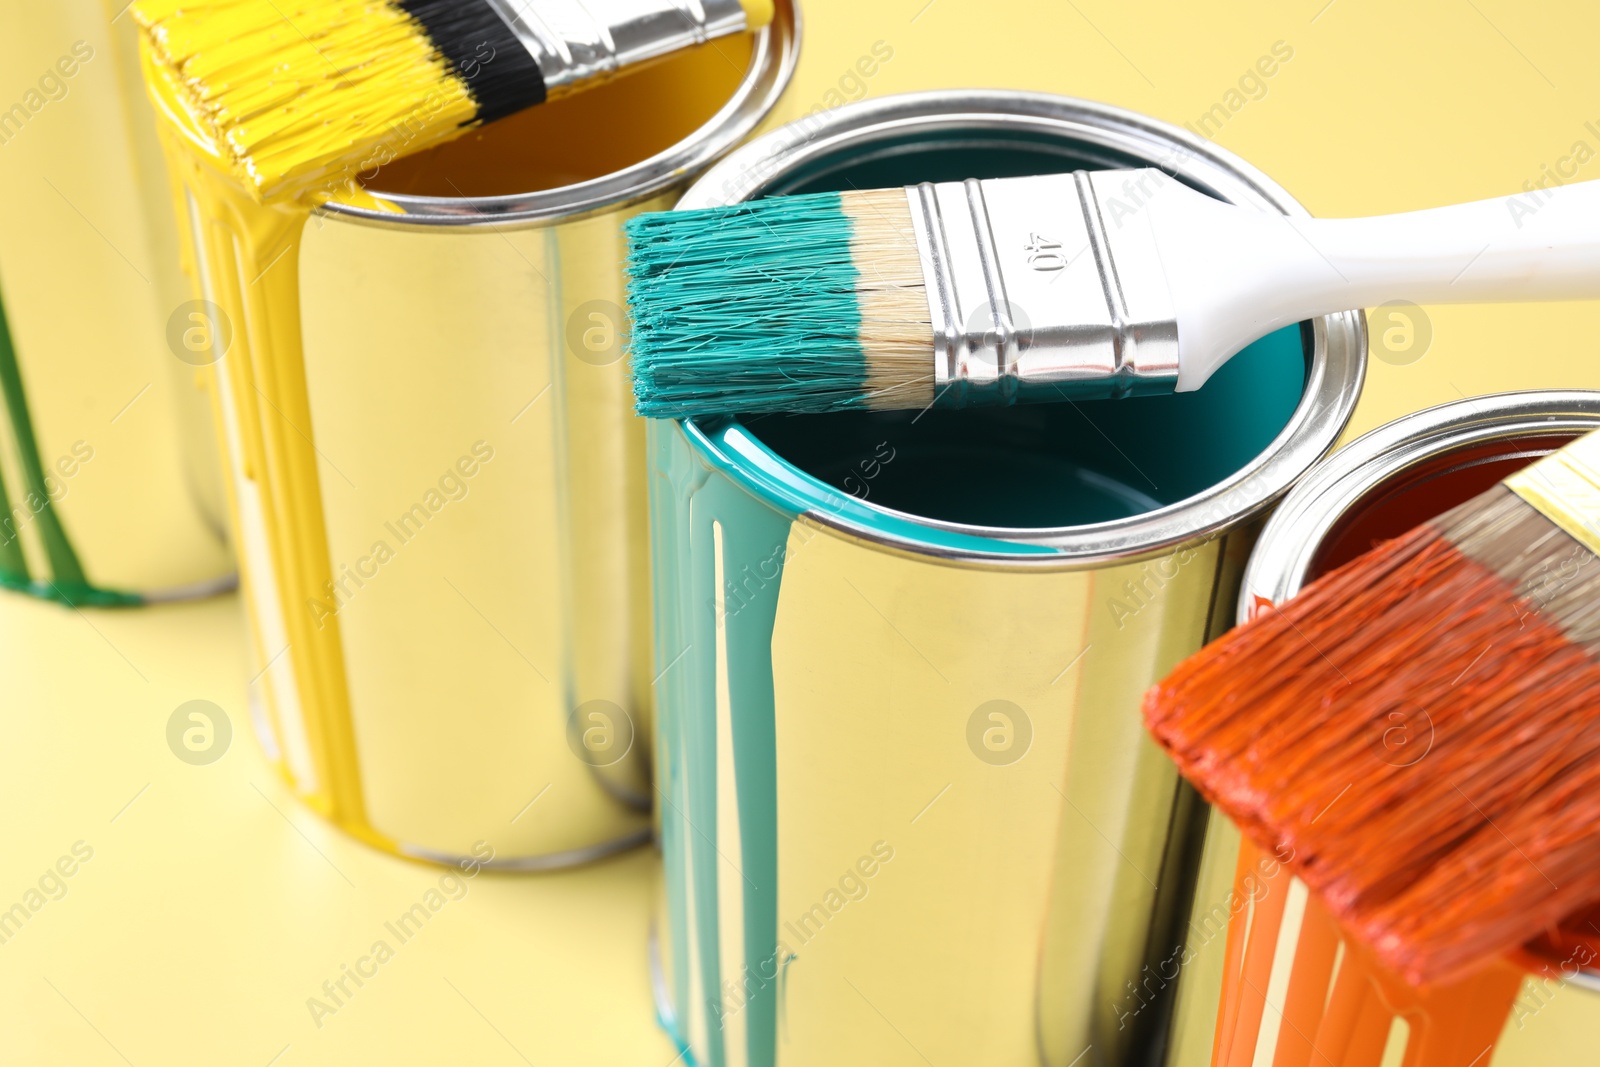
[132,0,769,201]
[139,27,752,854]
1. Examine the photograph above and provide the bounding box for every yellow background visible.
[4,0,1600,1063]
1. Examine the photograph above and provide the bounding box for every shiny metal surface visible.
[906,171,1179,407]
[677,90,1367,565]
[319,2,799,227]
[485,0,750,93]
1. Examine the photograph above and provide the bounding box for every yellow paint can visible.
[137,3,800,866]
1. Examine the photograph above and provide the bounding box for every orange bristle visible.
[1144,506,1600,987]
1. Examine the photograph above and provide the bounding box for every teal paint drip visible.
[711,476,787,1067]
[648,417,709,1061]
[626,192,871,418]
[651,410,1060,1067]
[649,419,792,1067]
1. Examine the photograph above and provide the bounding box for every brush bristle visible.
[624,189,933,419]
[133,0,543,201]
[1144,485,1600,986]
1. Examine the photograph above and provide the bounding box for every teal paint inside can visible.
[743,316,1305,529]
[732,138,1309,531]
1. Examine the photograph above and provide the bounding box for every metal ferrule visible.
[907,169,1181,406]
[483,0,752,94]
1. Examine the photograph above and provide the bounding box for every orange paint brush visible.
[1143,428,1600,988]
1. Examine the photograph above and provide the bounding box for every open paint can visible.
[148,3,799,867]
[647,89,1366,1067]
[0,1,233,604]
[1165,390,1600,1066]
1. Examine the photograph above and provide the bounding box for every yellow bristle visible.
[132,0,477,202]
[841,190,936,411]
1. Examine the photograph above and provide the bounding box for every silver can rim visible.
[1238,386,1600,994]
[1241,389,1600,617]
[673,89,1367,565]
[315,1,801,229]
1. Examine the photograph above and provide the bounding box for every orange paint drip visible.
[1223,846,1291,1067]
[1271,900,1340,1067]
[1144,521,1600,986]
[1209,842,1261,1067]
[1212,843,1526,1066]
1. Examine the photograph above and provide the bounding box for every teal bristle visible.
[624,191,870,419]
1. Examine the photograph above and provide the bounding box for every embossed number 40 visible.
[1024,233,1067,271]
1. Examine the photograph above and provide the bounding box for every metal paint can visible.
[0,2,233,603]
[647,90,1366,1067]
[156,5,800,867]
[1164,390,1600,1066]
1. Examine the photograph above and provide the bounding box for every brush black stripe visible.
[397,0,546,124]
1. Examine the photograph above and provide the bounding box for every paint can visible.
[647,89,1366,1067]
[0,2,233,603]
[1164,390,1600,1066]
[146,4,800,866]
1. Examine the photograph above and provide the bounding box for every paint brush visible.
[131,0,773,201]
[1141,428,1600,987]
[624,170,1600,418]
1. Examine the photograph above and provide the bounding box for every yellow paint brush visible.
[132,0,774,202]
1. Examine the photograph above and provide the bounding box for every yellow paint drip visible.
[140,37,378,838]
[132,0,476,203]
[133,2,763,858]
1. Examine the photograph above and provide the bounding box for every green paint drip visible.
[0,439,25,580]
[625,192,869,418]
[0,287,87,588]
[0,571,140,607]
[0,287,139,607]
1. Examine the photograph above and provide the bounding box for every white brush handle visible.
[1152,178,1600,390]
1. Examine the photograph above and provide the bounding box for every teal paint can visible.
[646,90,1367,1067]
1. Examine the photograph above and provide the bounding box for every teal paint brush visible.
[626,189,931,416]
[624,169,1600,418]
